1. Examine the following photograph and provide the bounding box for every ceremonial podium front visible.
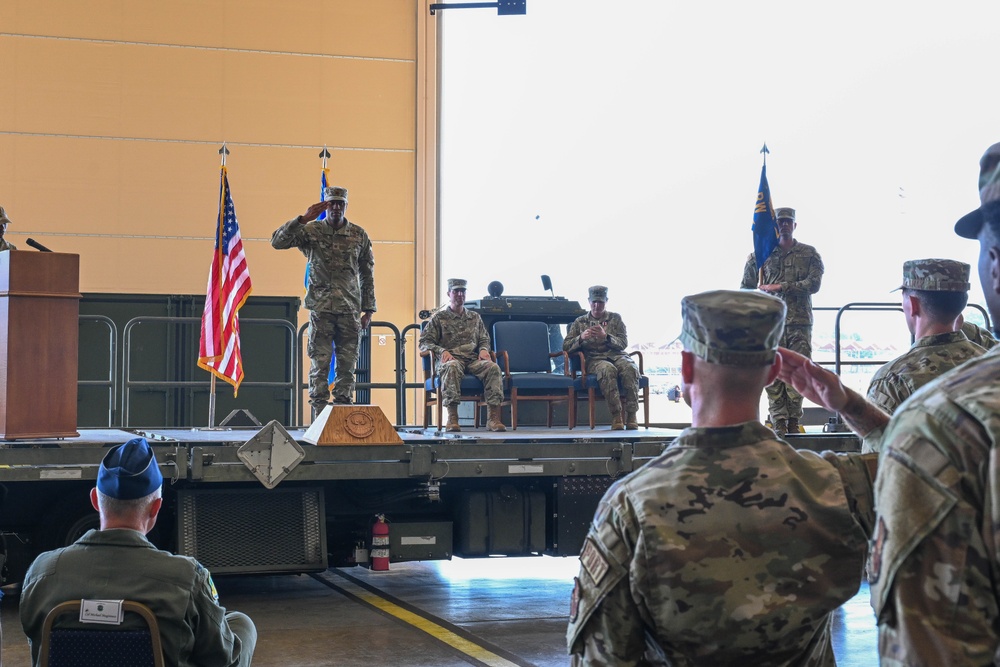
[0,251,81,439]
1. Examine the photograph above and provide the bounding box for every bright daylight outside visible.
[439,0,1000,426]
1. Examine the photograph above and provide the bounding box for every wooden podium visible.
[0,251,81,439]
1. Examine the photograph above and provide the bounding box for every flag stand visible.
[197,141,252,430]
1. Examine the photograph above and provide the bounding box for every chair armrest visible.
[419,349,437,379]
[570,351,587,377]
[495,350,510,376]
[548,350,572,375]
[628,350,645,374]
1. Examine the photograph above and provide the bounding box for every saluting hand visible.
[776,347,848,412]
[300,201,328,223]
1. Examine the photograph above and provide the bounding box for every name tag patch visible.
[580,539,609,585]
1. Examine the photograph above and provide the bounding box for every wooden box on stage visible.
[0,251,81,439]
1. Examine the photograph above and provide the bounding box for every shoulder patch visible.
[580,538,610,585]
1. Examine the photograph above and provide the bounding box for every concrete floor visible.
[0,557,878,666]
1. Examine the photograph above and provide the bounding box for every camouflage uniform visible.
[568,423,875,666]
[870,347,1000,665]
[961,319,998,349]
[741,240,824,426]
[271,202,375,406]
[0,205,16,250]
[569,290,876,666]
[419,307,504,406]
[862,258,985,452]
[862,330,985,452]
[563,311,639,416]
[870,142,1000,665]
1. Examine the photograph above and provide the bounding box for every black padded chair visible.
[39,599,165,667]
[492,320,575,430]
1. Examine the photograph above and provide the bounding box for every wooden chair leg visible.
[511,390,518,430]
[643,387,650,428]
[567,392,575,429]
[589,389,597,429]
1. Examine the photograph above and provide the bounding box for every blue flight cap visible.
[97,438,163,500]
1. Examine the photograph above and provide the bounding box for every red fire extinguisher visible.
[371,514,390,571]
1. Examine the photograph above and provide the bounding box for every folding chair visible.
[39,599,165,667]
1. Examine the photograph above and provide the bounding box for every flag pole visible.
[207,142,230,427]
[319,146,330,170]
[758,143,770,287]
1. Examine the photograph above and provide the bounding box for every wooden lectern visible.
[0,251,81,439]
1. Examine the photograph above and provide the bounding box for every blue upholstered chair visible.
[420,321,494,430]
[569,351,651,429]
[39,599,165,667]
[492,321,575,430]
[421,346,488,429]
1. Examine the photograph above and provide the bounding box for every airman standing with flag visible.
[272,186,376,417]
[741,206,824,435]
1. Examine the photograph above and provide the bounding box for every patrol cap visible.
[447,278,467,291]
[323,186,348,203]
[0,206,11,226]
[893,258,970,292]
[680,290,786,366]
[588,285,608,302]
[955,142,1000,239]
[775,207,796,221]
[97,437,163,500]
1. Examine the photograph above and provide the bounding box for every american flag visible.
[198,166,253,395]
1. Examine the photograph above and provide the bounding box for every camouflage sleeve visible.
[866,374,911,417]
[740,253,758,289]
[872,402,1000,666]
[358,231,376,313]
[418,315,444,357]
[821,451,877,537]
[567,494,647,666]
[563,317,587,353]
[860,425,885,454]
[783,248,824,296]
[270,218,307,249]
[605,314,628,352]
[474,316,491,354]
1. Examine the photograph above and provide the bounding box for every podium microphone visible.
[26,238,53,252]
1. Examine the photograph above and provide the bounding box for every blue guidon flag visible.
[752,161,779,272]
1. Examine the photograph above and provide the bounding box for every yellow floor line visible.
[330,576,523,667]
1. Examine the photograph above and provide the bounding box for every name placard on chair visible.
[79,599,124,625]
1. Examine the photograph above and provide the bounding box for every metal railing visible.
[294,321,416,426]
[121,316,298,427]
[78,315,118,427]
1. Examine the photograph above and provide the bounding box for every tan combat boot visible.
[625,410,639,430]
[486,405,506,432]
[445,405,461,432]
[772,418,788,437]
[611,411,625,430]
[787,418,800,434]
